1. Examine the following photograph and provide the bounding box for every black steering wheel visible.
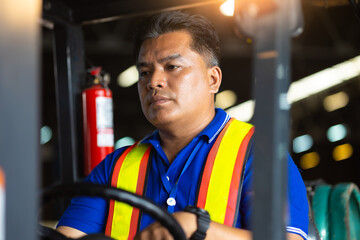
[39,182,186,240]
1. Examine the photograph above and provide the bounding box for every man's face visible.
[137,31,220,129]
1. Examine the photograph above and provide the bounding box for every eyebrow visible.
[137,53,183,68]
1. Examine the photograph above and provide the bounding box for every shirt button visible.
[166,176,170,181]
[167,197,176,206]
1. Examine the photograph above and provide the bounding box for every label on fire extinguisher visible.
[97,130,114,147]
[96,97,114,147]
[96,97,113,129]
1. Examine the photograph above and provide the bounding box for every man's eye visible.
[140,71,151,77]
[167,65,179,70]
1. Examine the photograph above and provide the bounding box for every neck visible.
[158,110,215,164]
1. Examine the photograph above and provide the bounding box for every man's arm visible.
[57,225,87,238]
[56,212,303,240]
[134,211,251,240]
[135,211,304,240]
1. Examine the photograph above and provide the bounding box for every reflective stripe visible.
[224,124,254,225]
[197,119,254,226]
[106,145,135,238]
[106,143,151,240]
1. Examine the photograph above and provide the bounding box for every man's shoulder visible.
[113,145,132,156]
[226,118,255,136]
[87,145,134,183]
[231,118,253,126]
[110,145,135,163]
[109,143,153,167]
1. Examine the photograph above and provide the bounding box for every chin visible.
[146,110,179,128]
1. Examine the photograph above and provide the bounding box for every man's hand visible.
[134,211,197,240]
[134,211,252,240]
[134,211,304,240]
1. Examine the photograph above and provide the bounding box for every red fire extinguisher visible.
[82,67,114,176]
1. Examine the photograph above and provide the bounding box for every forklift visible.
[1,0,359,239]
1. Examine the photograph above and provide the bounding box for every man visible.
[57,11,309,240]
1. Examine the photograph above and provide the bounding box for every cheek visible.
[183,71,208,91]
[138,79,147,93]
[176,75,208,105]
[173,75,194,97]
[137,84,146,104]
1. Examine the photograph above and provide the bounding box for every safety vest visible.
[105,118,254,240]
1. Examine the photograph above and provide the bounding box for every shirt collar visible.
[141,108,231,145]
[199,108,230,143]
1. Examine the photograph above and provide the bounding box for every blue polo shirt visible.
[57,108,309,239]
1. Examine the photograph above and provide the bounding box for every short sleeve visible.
[286,153,309,239]
[238,152,309,240]
[57,148,127,233]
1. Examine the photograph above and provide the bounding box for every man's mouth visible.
[149,95,171,106]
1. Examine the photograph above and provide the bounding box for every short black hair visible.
[133,11,221,67]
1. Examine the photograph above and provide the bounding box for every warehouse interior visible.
[40,0,360,189]
[1,0,360,239]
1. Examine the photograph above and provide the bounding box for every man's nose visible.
[147,70,167,90]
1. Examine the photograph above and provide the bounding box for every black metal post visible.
[53,23,86,183]
[251,1,291,240]
[0,1,41,240]
[235,0,304,239]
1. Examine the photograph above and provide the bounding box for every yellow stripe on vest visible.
[111,143,149,240]
[204,120,253,224]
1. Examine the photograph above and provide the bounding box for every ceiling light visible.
[117,65,138,88]
[220,0,235,16]
[323,91,349,112]
[40,126,52,145]
[288,55,360,103]
[293,134,313,153]
[215,90,237,109]
[333,143,353,161]
[327,124,347,142]
[300,152,320,170]
[226,55,360,122]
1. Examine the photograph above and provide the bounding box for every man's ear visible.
[208,66,222,94]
